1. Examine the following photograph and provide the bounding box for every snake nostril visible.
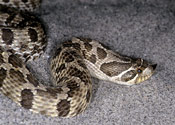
[151,64,157,70]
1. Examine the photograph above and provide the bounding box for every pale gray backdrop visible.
[0,0,175,125]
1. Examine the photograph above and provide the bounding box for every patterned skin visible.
[0,0,156,117]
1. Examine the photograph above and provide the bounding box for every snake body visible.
[0,0,156,117]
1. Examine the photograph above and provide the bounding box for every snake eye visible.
[137,68,142,73]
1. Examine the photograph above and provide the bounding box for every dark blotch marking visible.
[21,89,33,109]
[89,54,96,64]
[84,42,92,52]
[57,99,70,117]
[26,74,39,87]
[2,29,14,45]
[86,89,91,103]
[67,80,80,97]
[0,68,7,87]
[100,61,132,77]
[28,28,38,42]
[9,69,27,83]
[97,47,107,59]
[64,50,82,63]
[8,54,23,68]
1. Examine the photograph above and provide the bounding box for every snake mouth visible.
[135,74,152,84]
[135,63,157,84]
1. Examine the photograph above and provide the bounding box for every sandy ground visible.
[0,0,175,124]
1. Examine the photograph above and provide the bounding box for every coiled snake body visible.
[0,0,156,117]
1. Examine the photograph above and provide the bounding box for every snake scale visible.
[0,0,157,117]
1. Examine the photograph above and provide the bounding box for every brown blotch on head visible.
[57,99,70,117]
[28,28,38,42]
[9,69,27,83]
[0,68,7,87]
[89,54,96,64]
[21,89,33,109]
[84,42,92,52]
[8,54,23,68]
[2,0,9,3]
[100,61,132,77]
[97,47,107,59]
[26,74,39,87]
[2,28,14,45]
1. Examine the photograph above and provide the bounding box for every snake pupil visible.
[137,69,142,73]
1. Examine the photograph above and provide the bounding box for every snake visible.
[0,0,157,118]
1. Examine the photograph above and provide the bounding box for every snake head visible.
[120,58,157,85]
